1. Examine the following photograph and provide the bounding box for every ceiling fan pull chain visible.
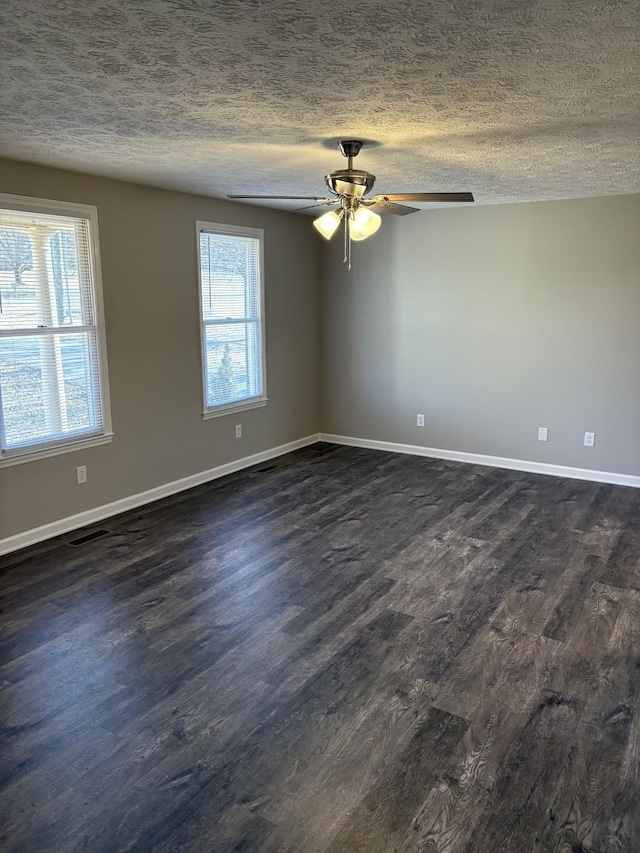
[342,210,352,270]
[343,210,348,265]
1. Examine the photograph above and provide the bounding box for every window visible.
[197,222,266,417]
[0,195,112,464]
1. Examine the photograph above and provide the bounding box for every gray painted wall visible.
[0,158,321,540]
[321,194,640,476]
[2,156,639,547]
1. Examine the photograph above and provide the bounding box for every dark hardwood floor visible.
[2,443,639,852]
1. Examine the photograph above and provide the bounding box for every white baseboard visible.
[5,431,638,557]
[0,434,321,557]
[320,432,640,489]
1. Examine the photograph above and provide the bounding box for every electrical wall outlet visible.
[76,465,87,484]
[538,427,549,442]
[235,424,242,439]
[584,431,595,447]
[416,414,425,427]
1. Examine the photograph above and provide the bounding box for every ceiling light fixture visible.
[312,202,382,268]
[228,139,474,271]
[349,207,382,241]
[312,208,343,240]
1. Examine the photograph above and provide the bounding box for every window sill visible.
[0,433,115,468]
[202,398,268,420]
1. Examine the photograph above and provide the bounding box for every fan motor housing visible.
[325,169,376,198]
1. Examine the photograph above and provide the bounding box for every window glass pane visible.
[0,331,100,450]
[58,332,99,431]
[0,202,108,458]
[0,335,46,446]
[200,233,259,321]
[0,227,42,329]
[204,323,262,407]
[198,224,265,414]
[48,227,88,327]
[0,219,92,331]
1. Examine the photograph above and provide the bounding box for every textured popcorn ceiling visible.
[1,0,639,210]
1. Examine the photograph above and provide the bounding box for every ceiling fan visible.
[228,140,474,268]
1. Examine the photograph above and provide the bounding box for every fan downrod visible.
[338,140,363,170]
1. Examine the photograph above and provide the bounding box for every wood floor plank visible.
[2,444,640,851]
[77,609,414,853]
[323,707,468,853]
[461,690,582,853]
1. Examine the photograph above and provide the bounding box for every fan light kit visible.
[229,140,474,269]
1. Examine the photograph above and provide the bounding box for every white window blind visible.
[197,223,266,415]
[0,199,111,460]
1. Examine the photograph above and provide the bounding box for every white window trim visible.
[202,398,267,421]
[0,193,113,467]
[0,433,114,468]
[196,220,267,418]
